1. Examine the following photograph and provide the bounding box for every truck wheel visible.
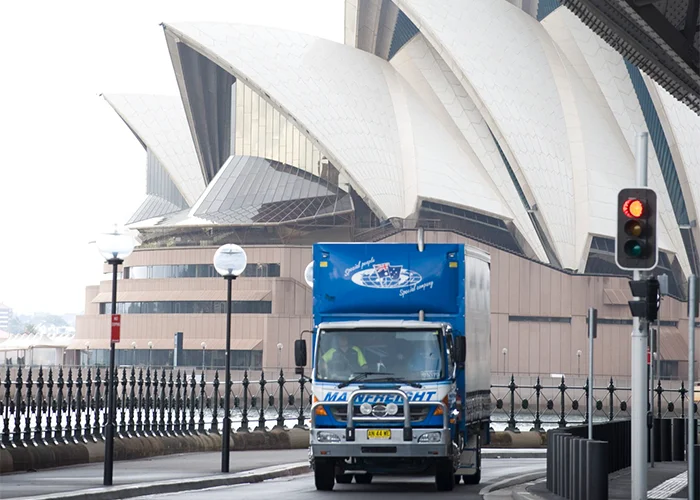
[355,473,373,484]
[435,459,454,492]
[462,469,481,485]
[335,474,353,484]
[314,459,335,491]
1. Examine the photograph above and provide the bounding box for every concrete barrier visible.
[486,431,546,448]
[0,428,310,475]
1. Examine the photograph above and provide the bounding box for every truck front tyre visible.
[435,459,455,492]
[314,459,335,491]
[462,469,481,485]
[355,473,373,484]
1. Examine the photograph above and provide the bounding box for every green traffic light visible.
[624,240,643,257]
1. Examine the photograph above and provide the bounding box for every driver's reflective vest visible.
[322,346,367,367]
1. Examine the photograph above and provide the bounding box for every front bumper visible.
[310,387,452,459]
[310,427,452,457]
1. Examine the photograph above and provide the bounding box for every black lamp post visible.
[213,243,247,473]
[96,225,135,486]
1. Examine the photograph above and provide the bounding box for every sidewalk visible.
[515,462,690,499]
[0,449,309,500]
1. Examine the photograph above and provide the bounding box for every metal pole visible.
[650,325,655,468]
[222,275,233,473]
[632,132,649,500]
[688,275,697,500]
[104,258,121,486]
[588,308,596,440]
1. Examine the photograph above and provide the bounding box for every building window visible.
[508,315,571,323]
[124,263,281,279]
[99,301,272,315]
[86,349,263,370]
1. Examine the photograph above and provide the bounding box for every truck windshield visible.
[315,329,446,383]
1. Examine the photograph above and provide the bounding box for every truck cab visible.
[294,241,491,491]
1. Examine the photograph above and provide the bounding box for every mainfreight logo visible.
[350,262,422,289]
[322,391,437,404]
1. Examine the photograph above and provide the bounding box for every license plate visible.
[367,429,391,439]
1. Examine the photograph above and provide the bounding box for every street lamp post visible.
[502,348,507,375]
[276,343,283,369]
[201,341,207,372]
[96,225,135,486]
[131,341,137,366]
[148,341,153,368]
[85,342,90,366]
[213,243,247,474]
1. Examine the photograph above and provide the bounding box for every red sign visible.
[647,347,651,365]
[111,314,121,343]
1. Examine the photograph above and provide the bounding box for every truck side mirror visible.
[294,339,307,367]
[455,337,466,364]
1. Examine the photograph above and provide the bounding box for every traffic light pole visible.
[631,132,649,500]
[688,275,696,500]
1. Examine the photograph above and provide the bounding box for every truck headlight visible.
[360,403,372,415]
[417,431,441,443]
[386,403,398,415]
[316,431,341,443]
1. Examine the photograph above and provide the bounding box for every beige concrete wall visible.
[80,230,696,377]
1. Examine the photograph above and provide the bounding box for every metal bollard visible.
[659,418,672,461]
[694,444,699,500]
[586,440,609,500]
[563,435,572,498]
[580,437,588,500]
[553,432,562,495]
[547,429,561,492]
[653,417,662,462]
[571,438,580,500]
[672,418,685,461]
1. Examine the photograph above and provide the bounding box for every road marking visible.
[647,471,687,499]
[478,470,546,495]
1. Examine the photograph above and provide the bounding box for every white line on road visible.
[647,471,687,499]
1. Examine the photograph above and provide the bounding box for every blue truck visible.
[294,239,491,491]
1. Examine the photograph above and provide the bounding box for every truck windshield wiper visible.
[367,376,423,388]
[337,371,392,388]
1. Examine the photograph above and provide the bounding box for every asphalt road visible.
[133,458,545,500]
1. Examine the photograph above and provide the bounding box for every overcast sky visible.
[0,0,344,316]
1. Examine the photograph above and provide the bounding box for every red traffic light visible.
[622,198,644,218]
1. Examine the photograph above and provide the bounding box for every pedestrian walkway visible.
[521,462,690,499]
[0,449,309,499]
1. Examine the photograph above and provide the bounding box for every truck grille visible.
[329,404,432,423]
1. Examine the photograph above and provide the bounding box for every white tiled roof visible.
[102,94,206,206]
[389,0,693,271]
[163,22,516,224]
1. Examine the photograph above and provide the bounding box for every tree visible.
[24,323,37,334]
[8,315,23,334]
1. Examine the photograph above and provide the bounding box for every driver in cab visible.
[321,335,368,374]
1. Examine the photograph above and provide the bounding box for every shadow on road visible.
[329,479,481,494]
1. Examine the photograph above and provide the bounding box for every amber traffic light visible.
[615,188,658,271]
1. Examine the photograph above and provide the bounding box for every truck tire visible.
[355,473,373,484]
[314,459,335,491]
[435,459,455,492]
[462,469,481,485]
[335,474,353,484]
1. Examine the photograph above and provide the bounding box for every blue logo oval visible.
[350,262,422,289]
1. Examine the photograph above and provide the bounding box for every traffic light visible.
[615,188,658,270]
[628,278,660,322]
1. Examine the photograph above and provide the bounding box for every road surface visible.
[133,458,545,499]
